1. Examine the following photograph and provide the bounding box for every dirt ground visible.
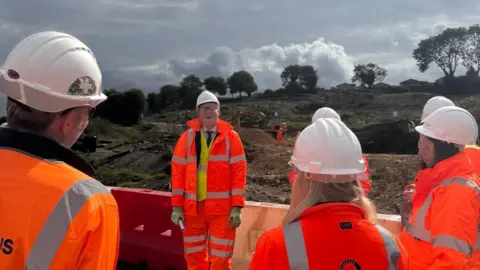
[86,123,421,215]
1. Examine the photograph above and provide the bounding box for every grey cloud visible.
[160,38,355,89]
[0,0,479,115]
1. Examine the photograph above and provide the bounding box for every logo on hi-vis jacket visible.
[339,259,361,270]
[0,238,14,255]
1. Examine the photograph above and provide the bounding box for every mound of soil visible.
[235,127,276,146]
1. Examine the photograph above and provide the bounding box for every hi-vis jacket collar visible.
[0,127,94,176]
[187,118,233,133]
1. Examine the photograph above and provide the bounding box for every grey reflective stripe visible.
[207,192,231,198]
[26,179,111,269]
[209,235,235,246]
[432,234,473,257]
[185,244,207,254]
[186,129,194,153]
[209,154,229,161]
[185,191,242,200]
[283,221,309,269]
[230,154,246,163]
[171,155,187,164]
[405,177,480,255]
[184,234,207,243]
[209,247,233,258]
[172,189,184,196]
[374,224,401,270]
[232,189,245,196]
[185,192,196,200]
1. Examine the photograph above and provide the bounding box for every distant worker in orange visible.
[400,106,480,269]
[288,107,372,196]
[250,118,409,270]
[276,127,285,145]
[170,90,247,270]
[0,31,119,270]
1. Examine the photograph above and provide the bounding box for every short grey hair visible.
[6,98,59,133]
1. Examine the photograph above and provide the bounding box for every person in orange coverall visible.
[288,107,372,196]
[400,105,480,269]
[276,127,285,145]
[170,90,247,270]
[250,118,409,270]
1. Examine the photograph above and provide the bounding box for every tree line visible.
[91,24,480,126]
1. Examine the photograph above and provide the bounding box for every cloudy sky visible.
[0,0,480,97]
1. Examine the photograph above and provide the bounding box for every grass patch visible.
[86,118,144,142]
[95,167,169,190]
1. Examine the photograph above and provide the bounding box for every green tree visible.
[227,70,258,98]
[180,74,204,97]
[462,25,480,76]
[281,64,302,88]
[280,65,318,91]
[204,76,228,96]
[413,27,467,78]
[159,84,181,105]
[94,88,146,126]
[351,63,387,88]
[300,65,318,91]
[147,92,164,113]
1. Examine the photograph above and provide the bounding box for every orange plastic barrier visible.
[111,187,186,270]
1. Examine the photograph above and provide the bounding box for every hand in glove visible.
[171,207,184,226]
[229,207,242,229]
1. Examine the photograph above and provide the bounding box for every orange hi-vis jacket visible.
[171,119,247,216]
[250,203,409,270]
[0,128,120,270]
[465,145,480,178]
[400,152,480,269]
[358,153,372,196]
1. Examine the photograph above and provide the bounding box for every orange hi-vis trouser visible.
[183,201,236,270]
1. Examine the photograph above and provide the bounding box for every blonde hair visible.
[283,172,377,225]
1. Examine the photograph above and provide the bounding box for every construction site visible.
[74,90,474,215]
[61,90,480,269]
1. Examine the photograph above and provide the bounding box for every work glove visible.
[400,184,415,226]
[171,207,184,226]
[229,207,242,229]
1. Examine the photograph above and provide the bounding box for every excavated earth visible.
[84,122,421,215]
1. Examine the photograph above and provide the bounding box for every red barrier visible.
[111,187,187,270]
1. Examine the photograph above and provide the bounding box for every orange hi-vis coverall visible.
[276,129,284,145]
[289,154,372,195]
[171,119,247,269]
[400,152,480,269]
[0,127,120,270]
[250,203,409,269]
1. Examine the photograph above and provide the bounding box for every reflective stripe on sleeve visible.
[283,221,309,269]
[26,179,111,269]
[374,224,401,270]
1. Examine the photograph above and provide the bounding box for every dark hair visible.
[427,137,460,167]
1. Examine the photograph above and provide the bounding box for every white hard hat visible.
[312,107,341,123]
[196,90,219,108]
[415,106,478,145]
[0,31,107,113]
[290,118,365,175]
[421,96,454,121]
